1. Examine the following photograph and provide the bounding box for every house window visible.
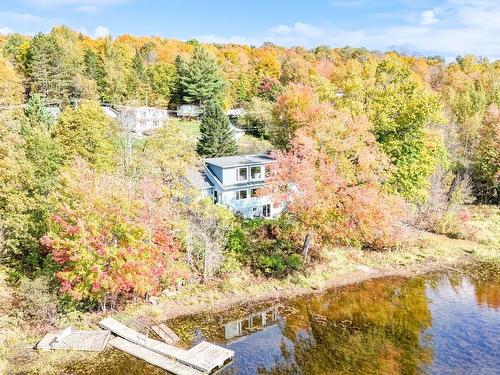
[153,120,159,127]
[263,204,271,217]
[252,207,259,218]
[213,190,219,204]
[250,166,262,180]
[237,167,248,182]
[250,188,259,198]
[235,189,248,200]
[265,164,272,178]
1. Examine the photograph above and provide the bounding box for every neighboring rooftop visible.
[204,154,274,168]
[186,169,214,190]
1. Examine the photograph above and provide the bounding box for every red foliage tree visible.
[41,159,186,308]
[265,108,406,251]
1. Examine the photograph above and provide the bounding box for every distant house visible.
[100,105,119,119]
[44,104,118,120]
[187,154,282,219]
[44,106,61,118]
[117,106,169,135]
[177,105,246,119]
[226,108,246,117]
[177,104,203,118]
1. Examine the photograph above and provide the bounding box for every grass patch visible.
[175,119,200,139]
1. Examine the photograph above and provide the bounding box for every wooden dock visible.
[100,317,233,374]
[151,323,181,344]
[109,337,203,375]
[37,328,110,352]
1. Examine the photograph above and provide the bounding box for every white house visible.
[188,154,282,219]
[117,106,169,135]
[177,104,203,118]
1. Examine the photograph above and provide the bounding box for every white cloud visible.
[25,0,131,13]
[0,12,63,35]
[94,25,110,38]
[195,34,254,45]
[0,26,13,35]
[199,0,500,59]
[0,11,45,23]
[270,25,292,35]
[270,22,324,38]
[76,27,88,35]
[420,10,439,25]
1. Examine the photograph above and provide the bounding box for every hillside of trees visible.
[0,25,498,312]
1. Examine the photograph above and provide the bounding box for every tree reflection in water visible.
[64,263,500,375]
[258,278,433,375]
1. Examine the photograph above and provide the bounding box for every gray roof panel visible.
[186,169,214,189]
[204,154,274,168]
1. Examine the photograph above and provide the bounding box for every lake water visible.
[67,262,500,374]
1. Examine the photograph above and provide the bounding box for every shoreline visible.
[146,254,476,322]
[3,204,499,374]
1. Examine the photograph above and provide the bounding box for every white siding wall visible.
[219,188,282,218]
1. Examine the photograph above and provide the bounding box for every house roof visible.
[204,154,274,168]
[101,106,118,118]
[186,169,214,190]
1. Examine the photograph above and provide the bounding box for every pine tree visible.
[179,46,224,104]
[27,30,83,101]
[196,101,237,157]
[171,55,187,107]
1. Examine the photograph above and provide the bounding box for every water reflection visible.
[65,263,500,375]
[224,305,282,341]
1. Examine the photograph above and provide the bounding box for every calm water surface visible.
[68,262,500,375]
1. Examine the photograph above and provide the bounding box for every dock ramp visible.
[100,317,233,373]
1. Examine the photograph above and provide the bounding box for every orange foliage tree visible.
[41,159,186,309]
[265,104,406,251]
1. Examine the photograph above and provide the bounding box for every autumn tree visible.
[41,159,185,308]
[270,84,323,150]
[178,45,224,104]
[196,100,237,157]
[0,96,63,270]
[257,77,283,101]
[2,33,31,75]
[471,105,500,202]
[26,27,91,100]
[240,96,273,138]
[367,56,446,202]
[135,120,198,195]
[146,62,176,107]
[266,108,405,251]
[0,56,24,105]
[53,101,120,170]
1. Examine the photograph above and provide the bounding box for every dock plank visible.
[151,323,181,344]
[100,317,233,373]
[109,337,203,375]
[37,330,110,352]
[185,341,234,369]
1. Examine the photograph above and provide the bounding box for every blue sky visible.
[1,0,499,60]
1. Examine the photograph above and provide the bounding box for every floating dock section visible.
[109,337,203,375]
[37,327,110,352]
[100,317,233,374]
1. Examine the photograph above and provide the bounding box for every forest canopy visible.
[0,25,498,308]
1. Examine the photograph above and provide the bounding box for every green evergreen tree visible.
[170,55,187,107]
[179,46,224,104]
[196,101,237,157]
[27,28,85,101]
